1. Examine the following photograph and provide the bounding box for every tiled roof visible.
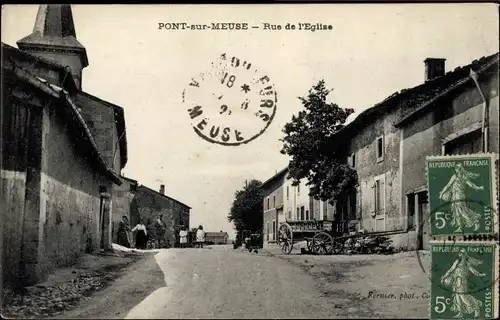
[261,167,289,189]
[136,185,192,209]
[337,52,499,137]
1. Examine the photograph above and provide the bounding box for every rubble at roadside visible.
[1,247,144,319]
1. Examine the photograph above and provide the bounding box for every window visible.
[296,207,300,220]
[350,153,356,168]
[266,198,270,210]
[288,210,292,220]
[300,206,305,220]
[297,183,300,194]
[286,186,289,199]
[273,195,275,208]
[305,210,309,220]
[444,129,482,156]
[376,135,384,162]
[266,222,269,241]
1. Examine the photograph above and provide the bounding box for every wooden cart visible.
[277,219,344,255]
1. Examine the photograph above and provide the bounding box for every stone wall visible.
[37,101,110,280]
[344,110,403,233]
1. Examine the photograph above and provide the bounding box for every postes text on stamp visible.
[182,53,277,146]
[426,153,498,238]
[430,241,499,319]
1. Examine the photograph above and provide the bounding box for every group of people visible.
[116,214,206,249]
[117,214,169,249]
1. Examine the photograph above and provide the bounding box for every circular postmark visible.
[416,199,499,294]
[182,53,277,146]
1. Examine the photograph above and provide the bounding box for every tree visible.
[227,180,264,232]
[280,80,358,204]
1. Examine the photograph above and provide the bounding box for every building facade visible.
[334,53,499,250]
[130,184,191,247]
[261,168,287,247]
[1,5,129,287]
[395,55,499,250]
[262,168,334,248]
[112,176,138,243]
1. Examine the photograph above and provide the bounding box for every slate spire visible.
[17,5,89,89]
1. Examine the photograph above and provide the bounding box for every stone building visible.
[261,168,333,248]
[112,176,138,243]
[130,184,191,247]
[1,5,128,287]
[333,53,499,250]
[394,54,499,250]
[261,168,287,246]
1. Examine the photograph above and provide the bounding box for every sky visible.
[2,4,498,239]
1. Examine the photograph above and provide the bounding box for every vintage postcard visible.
[1,3,498,319]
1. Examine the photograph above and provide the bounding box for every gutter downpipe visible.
[469,69,489,153]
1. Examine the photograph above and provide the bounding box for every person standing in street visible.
[179,226,188,248]
[155,214,167,248]
[117,215,131,248]
[132,218,148,249]
[196,225,205,248]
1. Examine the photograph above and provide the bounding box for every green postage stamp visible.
[426,154,498,237]
[430,241,499,319]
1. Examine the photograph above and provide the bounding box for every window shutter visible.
[380,179,385,214]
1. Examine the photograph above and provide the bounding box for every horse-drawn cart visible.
[277,219,343,255]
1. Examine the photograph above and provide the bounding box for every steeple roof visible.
[16,5,88,67]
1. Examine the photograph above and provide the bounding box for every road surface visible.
[125,245,337,319]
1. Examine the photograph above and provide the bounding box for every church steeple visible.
[17,5,88,90]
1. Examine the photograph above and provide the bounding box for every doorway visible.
[417,191,429,250]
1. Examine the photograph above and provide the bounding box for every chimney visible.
[424,58,446,81]
[159,184,165,195]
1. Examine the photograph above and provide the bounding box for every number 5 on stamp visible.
[430,242,499,320]
[426,154,498,237]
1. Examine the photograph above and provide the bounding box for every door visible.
[418,191,430,250]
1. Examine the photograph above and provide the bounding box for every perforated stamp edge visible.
[428,240,499,320]
[425,152,498,240]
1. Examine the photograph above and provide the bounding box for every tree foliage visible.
[280,80,358,204]
[227,179,264,232]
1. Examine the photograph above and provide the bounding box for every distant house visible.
[332,53,499,250]
[261,168,333,248]
[130,184,191,247]
[205,231,229,245]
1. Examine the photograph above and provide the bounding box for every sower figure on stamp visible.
[439,164,484,232]
[440,248,486,318]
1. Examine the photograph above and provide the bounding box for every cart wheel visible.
[278,223,293,255]
[311,232,334,255]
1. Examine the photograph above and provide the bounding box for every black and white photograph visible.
[1,3,499,319]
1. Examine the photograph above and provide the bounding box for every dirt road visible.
[125,246,339,319]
